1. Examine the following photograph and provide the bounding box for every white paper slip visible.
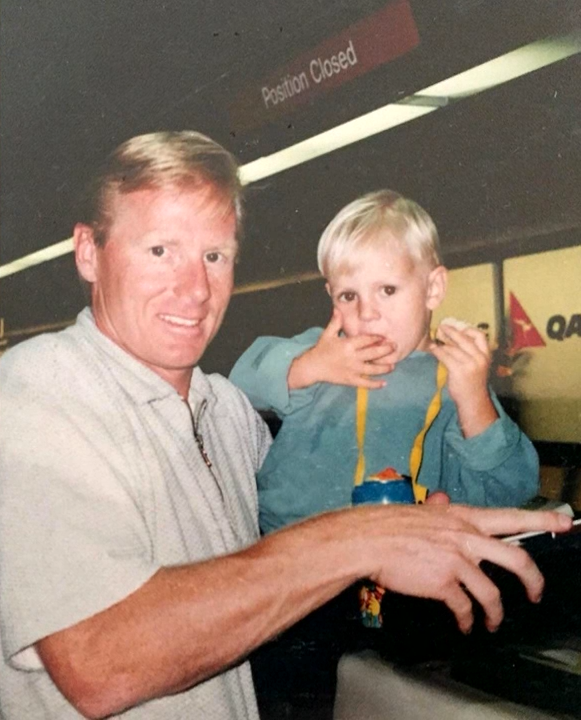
[502,515,581,545]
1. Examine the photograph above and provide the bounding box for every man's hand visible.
[35,502,571,718]
[342,504,572,635]
[288,310,396,390]
[429,324,498,437]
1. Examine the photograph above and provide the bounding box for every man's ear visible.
[426,265,447,310]
[73,223,99,283]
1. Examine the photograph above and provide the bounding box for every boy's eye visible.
[338,291,356,302]
[150,246,165,257]
[381,285,396,296]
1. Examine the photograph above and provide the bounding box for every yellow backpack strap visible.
[409,362,447,503]
[354,386,368,487]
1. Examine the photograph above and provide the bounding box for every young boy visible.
[232,190,540,714]
[230,190,539,534]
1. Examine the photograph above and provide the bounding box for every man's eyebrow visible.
[213,239,239,251]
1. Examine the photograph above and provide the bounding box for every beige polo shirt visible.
[0,308,271,719]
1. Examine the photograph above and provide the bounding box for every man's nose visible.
[174,258,210,303]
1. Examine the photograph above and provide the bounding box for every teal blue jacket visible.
[230,328,539,534]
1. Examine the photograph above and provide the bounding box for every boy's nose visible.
[358,298,380,321]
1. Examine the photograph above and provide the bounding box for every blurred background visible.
[1,0,580,501]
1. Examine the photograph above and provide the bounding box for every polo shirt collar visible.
[75,308,219,410]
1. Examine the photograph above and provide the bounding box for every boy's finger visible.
[361,362,394,377]
[323,309,344,337]
[428,343,457,365]
[356,375,388,389]
[360,344,397,363]
[462,327,490,354]
[354,335,395,352]
[437,326,487,358]
[434,324,464,347]
[429,339,476,365]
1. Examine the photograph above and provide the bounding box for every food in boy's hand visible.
[435,317,474,344]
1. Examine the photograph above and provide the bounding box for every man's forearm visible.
[36,504,572,718]
[36,513,361,718]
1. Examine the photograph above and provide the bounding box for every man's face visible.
[75,185,237,396]
[326,243,445,363]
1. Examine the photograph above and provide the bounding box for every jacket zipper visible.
[191,401,213,470]
[185,399,225,505]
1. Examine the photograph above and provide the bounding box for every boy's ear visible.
[325,282,332,298]
[426,265,447,310]
[73,223,99,284]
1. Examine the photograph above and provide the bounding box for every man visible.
[0,131,571,719]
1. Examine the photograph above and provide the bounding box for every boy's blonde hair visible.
[317,189,442,278]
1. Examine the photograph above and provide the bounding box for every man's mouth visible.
[159,313,202,328]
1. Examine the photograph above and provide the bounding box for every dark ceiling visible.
[1,0,581,368]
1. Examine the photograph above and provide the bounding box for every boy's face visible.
[326,243,447,363]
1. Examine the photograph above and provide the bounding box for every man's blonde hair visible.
[317,190,441,278]
[80,131,243,246]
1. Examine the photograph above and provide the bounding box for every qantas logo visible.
[547,313,581,341]
[508,293,545,352]
[508,292,580,348]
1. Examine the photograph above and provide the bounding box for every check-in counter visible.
[334,650,576,720]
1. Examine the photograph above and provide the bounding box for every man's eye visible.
[150,246,165,257]
[381,285,396,296]
[205,252,221,263]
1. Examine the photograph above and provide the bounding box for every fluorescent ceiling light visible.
[241,34,581,184]
[420,34,581,99]
[233,270,321,295]
[1,33,579,280]
[239,104,435,184]
[0,238,73,279]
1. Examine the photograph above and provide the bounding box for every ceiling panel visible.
[1,0,580,344]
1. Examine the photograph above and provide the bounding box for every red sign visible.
[230,0,420,132]
[508,292,546,353]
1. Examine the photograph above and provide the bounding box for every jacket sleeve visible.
[434,393,540,507]
[229,328,323,417]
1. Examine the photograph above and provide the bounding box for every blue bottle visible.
[352,469,415,628]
